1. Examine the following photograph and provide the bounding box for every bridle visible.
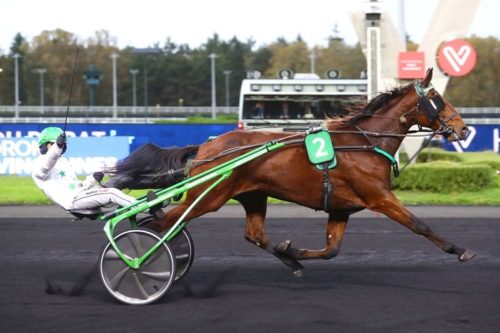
[411,82,459,137]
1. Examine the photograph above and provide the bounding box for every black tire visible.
[137,216,195,282]
[99,228,176,305]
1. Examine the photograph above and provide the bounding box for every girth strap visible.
[322,162,334,213]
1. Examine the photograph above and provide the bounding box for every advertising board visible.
[0,123,236,176]
[0,136,130,176]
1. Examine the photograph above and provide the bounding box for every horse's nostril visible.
[462,127,470,138]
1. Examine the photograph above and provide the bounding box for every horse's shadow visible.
[44,258,467,305]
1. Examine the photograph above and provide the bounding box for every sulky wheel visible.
[99,228,176,305]
[137,216,195,282]
[168,227,195,282]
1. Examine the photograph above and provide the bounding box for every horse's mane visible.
[105,143,199,189]
[326,83,413,130]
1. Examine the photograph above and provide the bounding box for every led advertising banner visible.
[0,137,130,176]
[442,125,500,153]
[0,123,236,152]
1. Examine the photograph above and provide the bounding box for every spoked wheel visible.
[137,216,195,282]
[99,229,176,305]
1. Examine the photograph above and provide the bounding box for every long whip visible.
[63,47,79,134]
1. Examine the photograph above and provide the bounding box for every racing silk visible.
[32,144,96,210]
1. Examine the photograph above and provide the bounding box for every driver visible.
[32,127,136,213]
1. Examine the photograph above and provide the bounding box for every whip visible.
[63,47,79,134]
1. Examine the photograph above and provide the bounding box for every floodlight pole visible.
[35,68,47,113]
[0,68,2,105]
[111,53,119,118]
[132,48,161,121]
[309,50,316,74]
[130,69,139,113]
[223,70,231,112]
[13,53,21,118]
[209,52,218,119]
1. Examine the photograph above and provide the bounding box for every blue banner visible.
[0,137,130,176]
[0,123,236,152]
[442,125,500,153]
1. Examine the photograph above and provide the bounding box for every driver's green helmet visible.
[38,127,63,147]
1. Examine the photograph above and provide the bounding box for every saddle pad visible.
[304,130,336,169]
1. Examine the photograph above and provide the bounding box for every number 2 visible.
[312,137,328,158]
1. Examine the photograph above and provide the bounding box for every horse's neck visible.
[361,97,416,156]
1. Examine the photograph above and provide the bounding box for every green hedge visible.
[393,161,493,192]
[415,149,464,163]
[461,152,500,170]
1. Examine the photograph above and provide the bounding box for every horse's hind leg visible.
[148,187,231,233]
[274,211,349,260]
[370,192,475,262]
[236,192,304,275]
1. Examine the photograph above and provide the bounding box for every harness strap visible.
[322,162,334,213]
[394,131,436,179]
[373,147,399,177]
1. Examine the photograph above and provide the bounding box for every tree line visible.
[0,29,498,108]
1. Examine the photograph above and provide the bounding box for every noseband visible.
[413,82,459,135]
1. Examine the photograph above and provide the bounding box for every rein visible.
[145,123,448,182]
[138,82,458,183]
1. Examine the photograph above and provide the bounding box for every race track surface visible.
[1,213,499,333]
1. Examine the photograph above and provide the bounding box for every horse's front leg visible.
[237,192,304,275]
[274,211,349,260]
[369,191,475,262]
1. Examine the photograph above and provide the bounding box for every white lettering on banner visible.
[0,130,135,145]
[27,131,40,138]
[65,130,107,138]
[1,136,128,175]
[93,131,106,137]
[68,157,118,174]
[0,131,23,138]
[0,156,118,175]
[451,126,476,153]
[0,130,117,138]
[494,129,499,153]
[0,157,34,174]
[0,139,39,157]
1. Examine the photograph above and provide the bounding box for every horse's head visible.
[411,68,469,141]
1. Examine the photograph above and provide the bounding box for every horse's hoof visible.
[293,269,303,278]
[275,240,292,254]
[459,249,476,262]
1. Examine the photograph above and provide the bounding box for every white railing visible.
[0,106,498,124]
[0,117,170,124]
[0,105,238,119]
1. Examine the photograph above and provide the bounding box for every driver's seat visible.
[69,208,102,221]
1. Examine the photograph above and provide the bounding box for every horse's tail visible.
[105,143,199,189]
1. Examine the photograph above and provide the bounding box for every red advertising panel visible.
[438,39,477,76]
[398,52,425,79]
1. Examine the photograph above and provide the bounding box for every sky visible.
[0,0,498,53]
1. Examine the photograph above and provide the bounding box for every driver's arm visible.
[33,144,64,180]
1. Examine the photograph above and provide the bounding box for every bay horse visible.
[107,68,475,274]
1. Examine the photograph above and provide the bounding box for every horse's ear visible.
[421,67,433,87]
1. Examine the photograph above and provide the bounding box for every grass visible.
[2,173,499,206]
[3,148,498,206]
[0,175,52,205]
[394,176,500,205]
[0,175,153,205]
